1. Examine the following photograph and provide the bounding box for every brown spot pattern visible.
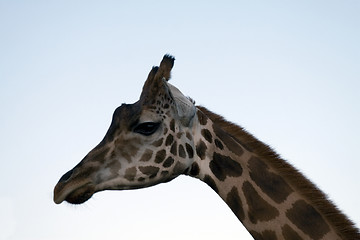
[210,152,243,181]
[248,156,293,203]
[281,224,302,240]
[203,174,219,193]
[201,129,213,143]
[196,140,207,160]
[170,119,175,132]
[189,162,200,176]
[170,142,177,156]
[137,177,145,182]
[106,160,122,175]
[115,138,139,162]
[213,125,244,156]
[226,187,245,221]
[154,150,166,164]
[173,162,186,174]
[139,149,153,162]
[186,132,192,140]
[165,134,174,146]
[152,138,163,147]
[250,230,277,240]
[124,167,137,181]
[242,181,279,224]
[197,110,208,125]
[139,166,159,179]
[161,171,169,177]
[178,144,186,158]
[92,147,110,164]
[214,139,224,150]
[163,157,174,168]
[286,200,330,240]
[185,143,194,158]
[163,127,168,135]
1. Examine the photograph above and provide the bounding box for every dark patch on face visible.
[176,132,183,139]
[170,142,177,156]
[214,139,224,150]
[201,129,213,143]
[165,134,174,146]
[197,110,208,125]
[163,103,169,109]
[226,187,245,221]
[121,151,132,163]
[163,127,168,135]
[161,171,169,177]
[262,230,277,240]
[170,119,175,132]
[178,144,186,158]
[248,156,293,203]
[154,149,166,164]
[249,231,263,240]
[139,149,153,162]
[250,230,277,240]
[286,200,330,240]
[91,146,110,164]
[203,174,219,193]
[105,159,122,176]
[188,162,200,176]
[138,177,145,182]
[185,143,194,158]
[139,166,160,179]
[152,138,163,147]
[124,167,137,181]
[196,140,207,160]
[242,181,279,224]
[186,132,192,140]
[163,156,174,168]
[210,152,243,181]
[282,224,302,240]
[213,125,244,156]
[115,139,140,163]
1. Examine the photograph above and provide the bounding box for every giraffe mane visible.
[196,105,360,240]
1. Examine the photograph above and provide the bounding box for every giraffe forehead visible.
[109,103,142,132]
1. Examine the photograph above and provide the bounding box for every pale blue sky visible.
[0,1,359,239]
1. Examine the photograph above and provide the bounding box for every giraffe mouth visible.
[54,179,96,205]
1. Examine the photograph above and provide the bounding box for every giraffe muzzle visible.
[54,168,95,204]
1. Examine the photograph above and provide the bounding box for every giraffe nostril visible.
[59,169,74,183]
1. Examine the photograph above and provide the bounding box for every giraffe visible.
[54,55,360,240]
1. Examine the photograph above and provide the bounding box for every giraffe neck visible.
[186,106,359,240]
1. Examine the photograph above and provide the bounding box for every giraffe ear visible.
[154,54,175,81]
[140,54,175,102]
[140,55,195,126]
[166,81,196,127]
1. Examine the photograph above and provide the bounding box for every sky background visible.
[0,1,359,239]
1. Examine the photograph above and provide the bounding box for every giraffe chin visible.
[63,184,96,204]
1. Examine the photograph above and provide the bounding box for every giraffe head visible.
[54,55,196,204]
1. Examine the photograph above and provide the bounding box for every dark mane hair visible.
[197,105,360,240]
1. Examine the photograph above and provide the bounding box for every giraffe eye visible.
[133,122,160,136]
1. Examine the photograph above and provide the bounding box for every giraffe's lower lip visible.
[54,180,95,204]
[63,183,96,204]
